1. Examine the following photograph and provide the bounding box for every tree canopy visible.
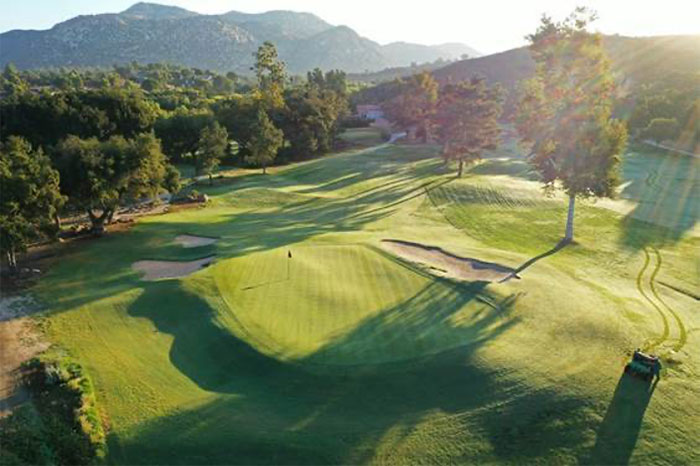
[0,137,64,271]
[246,107,284,174]
[435,76,504,177]
[516,8,628,242]
[196,122,229,183]
[384,71,439,142]
[54,133,176,233]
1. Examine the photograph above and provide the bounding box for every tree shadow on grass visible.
[115,272,598,464]
[115,275,554,464]
[507,239,569,278]
[582,373,657,465]
[38,148,447,318]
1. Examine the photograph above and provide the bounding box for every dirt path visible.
[0,295,49,417]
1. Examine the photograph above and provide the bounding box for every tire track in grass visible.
[649,247,687,351]
[636,248,669,350]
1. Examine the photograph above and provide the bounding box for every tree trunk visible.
[564,193,576,242]
[53,212,62,231]
[262,165,267,175]
[6,249,17,275]
[458,158,464,178]
[88,209,111,236]
[107,209,116,224]
[422,120,429,144]
[208,173,213,186]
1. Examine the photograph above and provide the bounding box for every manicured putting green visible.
[211,245,505,365]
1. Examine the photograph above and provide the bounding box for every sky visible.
[1,0,699,54]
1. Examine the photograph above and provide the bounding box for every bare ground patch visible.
[0,295,49,417]
[175,234,219,248]
[382,239,517,282]
[132,256,216,281]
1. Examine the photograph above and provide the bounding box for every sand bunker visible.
[175,234,218,248]
[132,256,215,281]
[382,239,517,282]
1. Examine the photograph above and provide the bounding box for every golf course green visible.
[36,129,699,464]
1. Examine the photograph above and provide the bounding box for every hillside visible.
[352,35,700,92]
[433,35,700,88]
[0,2,478,74]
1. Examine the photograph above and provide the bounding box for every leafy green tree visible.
[196,122,228,184]
[0,137,64,272]
[212,75,234,94]
[214,95,259,158]
[246,107,283,174]
[0,88,160,148]
[54,133,174,234]
[154,109,214,162]
[435,76,503,177]
[642,118,680,143]
[516,8,628,242]
[254,42,286,109]
[384,71,439,142]
[280,70,350,159]
[1,63,28,96]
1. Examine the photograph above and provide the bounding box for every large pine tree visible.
[516,8,628,242]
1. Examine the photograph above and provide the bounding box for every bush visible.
[0,352,106,465]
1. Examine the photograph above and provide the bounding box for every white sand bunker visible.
[132,256,215,281]
[175,234,218,248]
[382,239,518,282]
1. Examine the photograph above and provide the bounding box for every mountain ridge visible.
[0,2,480,74]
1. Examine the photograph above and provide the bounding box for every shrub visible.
[0,352,106,465]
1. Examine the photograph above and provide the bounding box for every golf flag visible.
[288,250,292,259]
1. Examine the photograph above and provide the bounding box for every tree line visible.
[1,42,350,272]
[381,8,628,243]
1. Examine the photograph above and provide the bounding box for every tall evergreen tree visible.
[253,42,286,110]
[516,8,628,242]
[246,107,283,174]
[196,122,228,184]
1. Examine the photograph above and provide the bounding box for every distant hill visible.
[352,35,700,109]
[0,2,479,74]
[382,42,479,67]
[432,35,700,89]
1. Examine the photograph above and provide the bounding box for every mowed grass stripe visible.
[212,245,437,364]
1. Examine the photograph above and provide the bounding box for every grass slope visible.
[36,130,699,465]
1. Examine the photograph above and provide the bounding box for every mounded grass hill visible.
[36,129,699,464]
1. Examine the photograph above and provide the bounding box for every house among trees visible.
[356,104,384,120]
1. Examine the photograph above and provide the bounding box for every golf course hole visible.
[132,256,216,281]
[175,234,218,248]
[382,239,517,282]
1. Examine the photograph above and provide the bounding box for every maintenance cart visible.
[624,349,661,382]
